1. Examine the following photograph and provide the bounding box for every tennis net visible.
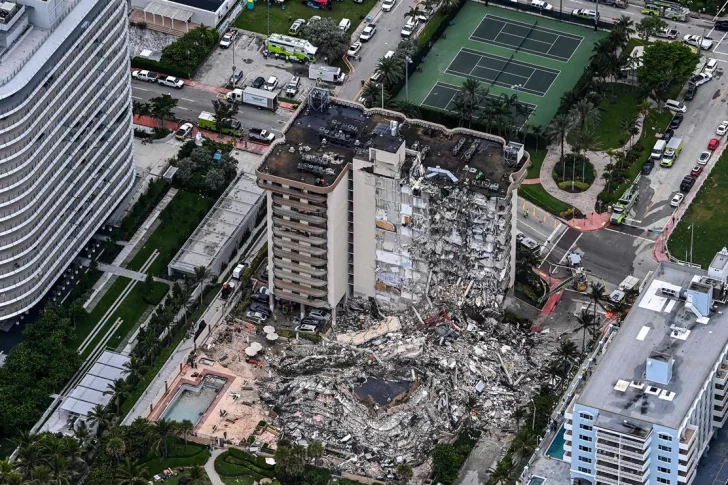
[515,20,538,54]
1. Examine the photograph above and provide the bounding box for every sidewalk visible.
[78,259,172,284]
[205,449,225,485]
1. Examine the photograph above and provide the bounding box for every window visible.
[580,424,593,431]
[577,466,592,474]
[579,412,594,421]
[659,444,672,452]
[578,456,593,464]
[579,434,593,442]
[658,466,670,474]
[659,433,673,442]
[578,445,592,452]
[658,456,672,464]
[657,478,671,484]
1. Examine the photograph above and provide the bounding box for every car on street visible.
[698,150,712,165]
[690,72,712,86]
[670,193,684,207]
[252,76,265,89]
[174,122,193,140]
[642,160,655,175]
[347,42,362,57]
[219,31,236,48]
[158,75,184,89]
[690,165,704,177]
[401,24,415,38]
[709,138,720,150]
[382,0,396,10]
[571,8,599,19]
[680,175,696,192]
[264,76,279,91]
[531,0,553,9]
[662,128,674,142]
[360,24,377,41]
[131,70,158,82]
[716,19,728,31]
[669,114,683,130]
[685,83,698,100]
[717,121,728,136]
[684,34,714,50]
[656,27,679,39]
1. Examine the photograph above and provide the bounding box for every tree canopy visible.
[637,41,700,101]
[301,18,350,63]
[161,26,219,75]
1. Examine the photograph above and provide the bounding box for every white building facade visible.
[0,0,135,327]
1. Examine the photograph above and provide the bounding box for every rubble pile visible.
[408,185,511,316]
[259,302,549,477]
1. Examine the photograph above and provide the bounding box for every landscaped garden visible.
[552,153,595,193]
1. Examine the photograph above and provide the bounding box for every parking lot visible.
[193,30,320,100]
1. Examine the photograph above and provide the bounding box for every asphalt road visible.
[131,79,292,134]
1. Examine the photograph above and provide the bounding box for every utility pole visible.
[405,56,412,102]
[594,0,599,32]
[267,1,271,36]
[690,224,694,264]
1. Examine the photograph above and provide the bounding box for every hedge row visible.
[214,450,272,480]
[131,56,192,80]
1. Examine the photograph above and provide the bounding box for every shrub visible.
[632,143,644,152]
[552,153,595,185]
[557,180,591,192]
[161,26,219,77]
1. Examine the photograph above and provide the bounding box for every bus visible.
[265,34,318,63]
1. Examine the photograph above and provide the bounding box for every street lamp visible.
[405,56,413,102]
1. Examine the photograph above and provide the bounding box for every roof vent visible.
[670,325,690,340]
[646,351,673,385]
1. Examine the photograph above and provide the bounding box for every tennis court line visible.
[470,33,571,62]
[483,14,584,41]
[498,30,553,48]
[421,83,457,111]
[423,81,540,112]
[462,47,561,75]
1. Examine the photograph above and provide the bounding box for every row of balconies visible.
[0,36,127,188]
[0,146,133,319]
[0,0,124,131]
[0,125,132,295]
[273,217,327,236]
[256,180,328,203]
[0,89,130,267]
[595,461,649,481]
[595,469,643,485]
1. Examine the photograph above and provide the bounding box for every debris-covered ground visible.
[256,298,555,479]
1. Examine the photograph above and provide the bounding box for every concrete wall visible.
[327,169,351,309]
[352,156,376,298]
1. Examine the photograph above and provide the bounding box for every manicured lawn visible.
[108,281,169,350]
[595,85,642,150]
[72,275,128,351]
[526,148,546,179]
[519,184,572,216]
[222,477,255,485]
[172,473,213,485]
[128,191,215,276]
[234,0,376,36]
[143,440,210,475]
[668,150,728,267]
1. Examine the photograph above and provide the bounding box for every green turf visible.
[127,191,215,276]
[142,440,210,475]
[403,3,606,127]
[234,0,376,37]
[108,281,169,350]
[222,477,255,485]
[518,183,572,215]
[73,275,127,351]
[526,148,546,179]
[668,150,728,267]
[567,84,642,149]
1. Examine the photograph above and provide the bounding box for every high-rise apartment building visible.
[565,252,728,485]
[0,0,135,328]
[255,92,527,321]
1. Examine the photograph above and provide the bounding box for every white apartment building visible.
[255,92,527,321]
[0,0,135,328]
[564,252,728,485]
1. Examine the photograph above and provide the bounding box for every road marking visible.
[603,227,656,243]
[181,98,196,103]
[177,106,191,111]
[558,233,582,265]
[540,228,569,267]
[135,88,151,92]
[519,221,552,240]
[546,224,561,246]
[132,96,143,100]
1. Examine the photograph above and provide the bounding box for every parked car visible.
[131,70,158,82]
[295,324,319,333]
[709,138,720,150]
[531,0,553,9]
[698,150,712,165]
[684,34,714,50]
[669,114,683,130]
[680,175,696,192]
[690,165,704,177]
[656,27,679,39]
[246,311,268,323]
[717,120,728,136]
[307,309,331,322]
[716,19,728,31]
[252,76,266,89]
[360,24,377,41]
[642,160,654,175]
[662,128,674,142]
[174,122,193,140]
[219,31,236,48]
[685,83,698,100]
[382,0,396,10]
[264,76,279,91]
[571,8,599,19]
[289,18,306,35]
[670,193,684,207]
[347,42,362,57]
[252,293,269,303]
[690,72,712,86]
[158,75,184,89]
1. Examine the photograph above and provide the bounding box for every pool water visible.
[546,425,566,460]
[528,477,546,485]
[162,376,227,424]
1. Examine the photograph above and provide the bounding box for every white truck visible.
[131,70,159,82]
[227,87,278,111]
[308,64,346,84]
[249,128,276,143]
[158,75,185,89]
[650,140,667,160]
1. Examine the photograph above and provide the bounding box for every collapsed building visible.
[256,90,528,320]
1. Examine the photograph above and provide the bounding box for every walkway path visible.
[538,115,645,216]
[205,449,226,485]
[78,259,172,284]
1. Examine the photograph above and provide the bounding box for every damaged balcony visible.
[273,238,328,257]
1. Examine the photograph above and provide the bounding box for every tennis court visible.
[471,15,583,62]
[446,48,559,96]
[423,81,536,126]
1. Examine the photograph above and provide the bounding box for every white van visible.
[338,18,351,31]
[384,50,395,59]
[650,140,667,160]
[704,58,718,74]
[665,99,687,113]
[286,76,300,97]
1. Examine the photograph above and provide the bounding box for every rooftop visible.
[578,262,728,430]
[257,100,520,195]
[164,0,224,13]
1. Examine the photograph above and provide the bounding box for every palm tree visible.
[122,356,146,383]
[546,113,574,182]
[552,340,579,372]
[106,436,127,463]
[589,282,607,324]
[46,453,73,485]
[193,265,212,305]
[377,55,404,90]
[404,5,421,20]
[612,15,635,47]
[619,115,639,149]
[117,458,150,485]
[73,421,92,450]
[441,0,460,13]
[177,420,194,449]
[569,98,601,133]
[573,309,598,355]
[152,418,178,459]
[389,99,421,119]
[361,81,385,109]
[87,404,114,437]
[529,125,545,152]
[512,406,527,429]
[14,432,41,480]
[0,457,14,482]
[104,378,130,415]
[187,466,205,484]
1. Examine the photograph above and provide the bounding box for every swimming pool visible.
[545,425,566,461]
[528,477,546,485]
[161,375,227,425]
